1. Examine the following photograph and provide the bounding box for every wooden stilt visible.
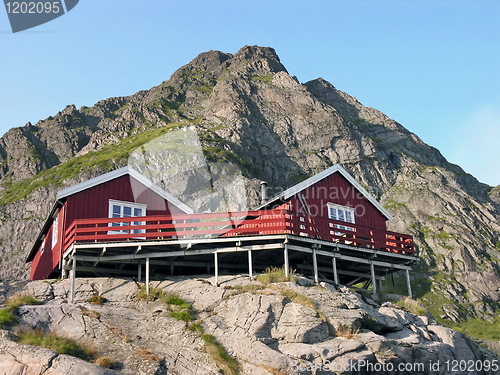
[332,256,339,286]
[248,250,253,280]
[313,248,319,284]
[284,245,289,278]
[406,269,413,298]
[70,255,76,303]
[146,257,150,295]
[370,261,377,297]
[214,252,219,287]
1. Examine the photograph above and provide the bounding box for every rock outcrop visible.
[0,276,498,375]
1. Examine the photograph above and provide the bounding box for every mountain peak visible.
[230,45,287,75]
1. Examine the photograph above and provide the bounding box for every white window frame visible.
[327,203,355,237]
[327,203,355,224]
[108,200,147,235]
[52,213,59,248]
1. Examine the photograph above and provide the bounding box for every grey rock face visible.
[1,277,498,375]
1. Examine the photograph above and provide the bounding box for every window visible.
[108,200,147,235]
[328,203,355,224]
[52,214,59,248]
[328,203,355,236]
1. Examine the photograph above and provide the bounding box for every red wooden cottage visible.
[26,166,193,280]
[27,164,415,298]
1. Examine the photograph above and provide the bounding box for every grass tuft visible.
[94,356,117,369]
[202,334,240,375]
[87,295,107,305]
[394,297,427,316]
[16,328,95,361]
[188,322,203,333]
[0,294,40,329]
[334,325,360,340]
[170,310,192,322]
[255,266,296,284]
[136,285,193,322]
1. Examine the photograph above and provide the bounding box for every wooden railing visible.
[63,209,415,255]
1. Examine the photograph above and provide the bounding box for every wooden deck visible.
[61,210,416,302]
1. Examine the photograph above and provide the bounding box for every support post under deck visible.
[370,261,377,297]
[332,256,339,286]
[214,252,219,287]
[313,248,319,284]
[248,250,253,280]
[146,257,150,295]
[406,269,413,298]
[284,245,289,279]
[138,262,142,282]
[70,255,76,303]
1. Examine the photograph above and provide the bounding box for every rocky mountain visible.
[0,45,498,340]
[1,276,498,375]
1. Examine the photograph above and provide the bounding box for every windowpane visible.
[345,211,353,223]
[134,208,143,217]
[123,206,132,217]
[338,210,345,221]
[113,205,121,215]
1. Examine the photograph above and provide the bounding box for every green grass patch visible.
[0,294,40,329]
[256,266,296,284]
[163,294,191,310]
[194,85,214,95]
[87,295,107,305]
[202,334,240,375]
[136,285,193,322]
[16,329,95,361]
[188,322,203,333]
[170,310,192,322]
[451,314,500,341]
[394,297,427,316]
[383,199,406,210]
[250,75,273,83]
[274,286,316,310]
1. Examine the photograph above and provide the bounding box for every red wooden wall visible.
[30,207,64,280]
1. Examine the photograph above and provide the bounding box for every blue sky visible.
[1,0,499,186]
